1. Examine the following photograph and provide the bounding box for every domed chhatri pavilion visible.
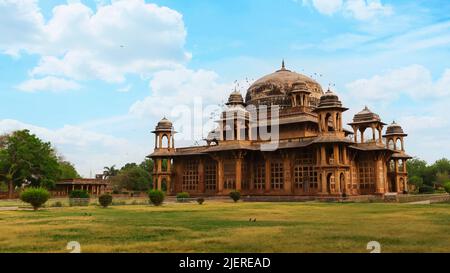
[149,62,412,197]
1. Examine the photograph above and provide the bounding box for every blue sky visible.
[1,0,450,176]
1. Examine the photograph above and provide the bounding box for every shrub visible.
[98,194,113,208]
[69,190,90,206]
[418,185,435,194]
[20,187,50,211]
[444,182,450,194]
[176,192,190,202]
[197,198,205,205]
[69,190,90,199]
[229,191,241,202]
[51,201,63,207]
[148,189,165,206]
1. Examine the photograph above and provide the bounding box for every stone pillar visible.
[265,158,271,192]
[335,170,341,193]
[235,157,242,191]
[372,125,376,141]
[375,159,383,193]
[343,146,348,165]
[360,128,365,143]
[167,159,172,173]
[283,154,292,194]
[378,128,383,144]
[199,159,205,193]
[166,177,171,195]
[320,170,327,194]
[320,146,326,165]
[333,144,339,165]
[236,121,241,140]
[249,159,255,191]
[217,159,224,194]
[157,176,162,190]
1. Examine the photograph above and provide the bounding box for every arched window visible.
[396,138,402,151]
[325,113,333,132]
[363,128,372,143]
[161,134,169,148]
[336,113,340,131]
[340,173,345,193]
[327,173,335,193]
[389,160,395,171]
[388,139,395,150]
[398,159,404,171]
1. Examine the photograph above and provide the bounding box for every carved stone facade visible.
[149,63,411,196]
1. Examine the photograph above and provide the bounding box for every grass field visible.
[0,200,449,253]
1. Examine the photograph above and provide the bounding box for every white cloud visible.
[345,65,450,102]
[0,119,148,177]
[16,76,81,92]
[311,0,343,16]
[130,68,232,118]
[344,0,392,21]
[0,0,45,56]
[303,0,392,21]
[1,0,190,84]
[129,67,234,143]
[117,84,132,93]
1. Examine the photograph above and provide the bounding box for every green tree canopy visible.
[58,161,80,180]
[0,130,60,197]
[109,159,154,192]
[407,157,450,190]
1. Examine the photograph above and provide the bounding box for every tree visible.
[110,165,151,192]
[58,161,80,180]
[103,165,119,179]
[0,130,60,198]
[408,176,424,190]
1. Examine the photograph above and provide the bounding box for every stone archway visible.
[326,173,333,194]
[340,173,345,194]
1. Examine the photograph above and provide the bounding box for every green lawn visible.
[0,201,449,253]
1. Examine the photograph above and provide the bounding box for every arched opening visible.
[326,173,334,194]
[335,113,340,131]
[400,178,406,193]
[161,159,168,172]
[356,129,362,143]
[340,173,345,194]
[388,139,395,150]
[161,134,169,148]
[363,128,372,143]
[396,138,402,151]
[389,160,395,172]
[161,178,167,192]
[398,159,404,172]
[325,113,333,132]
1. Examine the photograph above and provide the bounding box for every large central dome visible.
[245,61,324,108]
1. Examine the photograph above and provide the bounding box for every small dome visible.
[155,117,173,130]
[226,90,245,106]
[317,89,342,108]
[352,106,381,123]
[385,121,405,135]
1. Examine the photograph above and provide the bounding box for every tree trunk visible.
[8,180,13,199]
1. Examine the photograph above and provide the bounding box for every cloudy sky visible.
[1,0,449,176]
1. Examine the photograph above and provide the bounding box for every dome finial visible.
[281,59,285,70]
